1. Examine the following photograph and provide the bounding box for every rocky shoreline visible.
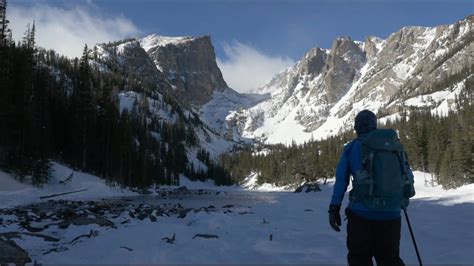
[0,186,254,264]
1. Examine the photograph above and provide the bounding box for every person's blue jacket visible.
[330,134,415,220]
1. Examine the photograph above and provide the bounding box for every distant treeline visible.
[220,76,473,189]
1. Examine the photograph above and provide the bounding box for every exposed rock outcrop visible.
[139,35,229,107]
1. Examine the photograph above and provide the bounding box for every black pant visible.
[346,209,405,266]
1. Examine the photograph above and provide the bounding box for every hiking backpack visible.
[349,128,415,211]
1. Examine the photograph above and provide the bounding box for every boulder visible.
[294,182,321,193]
[0,239,32,265]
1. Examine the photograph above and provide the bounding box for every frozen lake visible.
[1,170,473,265]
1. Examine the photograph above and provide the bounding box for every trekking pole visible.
[403,207,422,266]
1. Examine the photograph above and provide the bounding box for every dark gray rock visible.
[294,182,321,193]
[0,238,32,265]
[52,215,115,229]
[140,35,229,107]
[192,234,219,239]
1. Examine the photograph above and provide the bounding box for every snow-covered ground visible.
[0,167,473,264]
[0,162,137,209]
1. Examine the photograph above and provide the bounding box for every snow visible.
[404,90,452,107]
[240,172,292,192]
[1,170,472,264]
[378,112,401,124]
[0,166,473,264]
[411,171,474,206]
[397,80,467,117]
[118,91,138,113]
[227,18,470,146]
[118,90,177,123]
[116,41,139,55]
[178,175,216,190]
[0,162,137,209]
[200,88,256,138]
[139,34,195,52]
[393,62,414,80]
[431,81,466,116]
[413,27,436,51]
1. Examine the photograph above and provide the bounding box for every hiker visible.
[328,110,416,266]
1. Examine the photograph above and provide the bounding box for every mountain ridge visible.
[225,15,473,144]
[92,15,472,146]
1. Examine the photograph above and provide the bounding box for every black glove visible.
[328,204,341,232]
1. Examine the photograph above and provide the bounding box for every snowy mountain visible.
[91,15,472,148]
[98,34,264,138]
[226,15,473,144]
[92,38,241,178]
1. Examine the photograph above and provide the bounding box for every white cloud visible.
[217,41,294,93]
[9,4,140,58]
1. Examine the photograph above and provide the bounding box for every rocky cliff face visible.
[93,38,240,160]
[139,34,229,107]
[227,15,473,144]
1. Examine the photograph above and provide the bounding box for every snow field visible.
[0,164,473,264]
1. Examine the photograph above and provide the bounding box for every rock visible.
[176,186,188,193]
[139,35,229,106]
[54,215,115,229]
[137,213,147,220]
[192,234,219,239]
[162,233,176,244]
[174,203,184,209]
[120,246,133,251]
[0,238,32,265]
[96,40,170,94]
[294,182,321,193]
[43,246,68,255]
[226,17,473,143]
[177,211,187,219]
[0,232,60,242]
[70,230,99,244]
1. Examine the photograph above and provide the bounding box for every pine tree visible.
[0,0,10,46]
[76,44,93,170]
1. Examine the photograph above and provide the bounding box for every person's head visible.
[354,110,377,136]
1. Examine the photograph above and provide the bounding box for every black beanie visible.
[354,110,377,135]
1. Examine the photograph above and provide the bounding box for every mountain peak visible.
[140,34,198,52]
[138,34,229,107]
[225,16,472,144]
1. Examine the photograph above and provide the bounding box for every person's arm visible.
[328,144,352,232]
[404,153,416,198]
[330,145,351,206]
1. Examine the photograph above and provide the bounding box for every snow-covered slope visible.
[227,15,473,144]
[96,37,242,158]
[0,162,137,208]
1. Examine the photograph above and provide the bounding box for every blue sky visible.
[97,0,472,59]
[8,0,474,91]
